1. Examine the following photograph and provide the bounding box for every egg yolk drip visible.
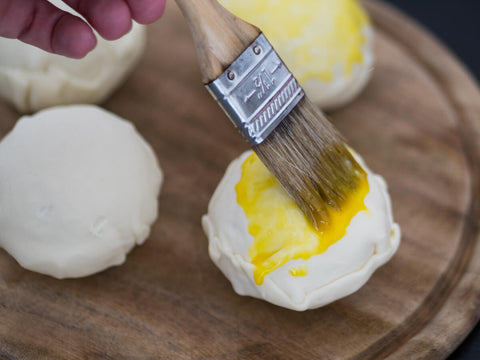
[235,153,369,285]
[218,0,370,83]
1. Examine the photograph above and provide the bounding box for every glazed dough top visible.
[203,151,400,310]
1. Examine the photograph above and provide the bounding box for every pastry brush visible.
[174,0,366,229]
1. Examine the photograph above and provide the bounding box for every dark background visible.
[383,0,480,81]
[381,0,480,359]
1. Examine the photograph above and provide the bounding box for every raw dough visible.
[0,0,146,113]
[0,105,163,278]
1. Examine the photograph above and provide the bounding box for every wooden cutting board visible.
[1,0,479,359]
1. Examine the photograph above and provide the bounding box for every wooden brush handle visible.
[174,0,260,83]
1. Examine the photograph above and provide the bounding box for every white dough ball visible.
[203,151,400,311]
[0,0,146,113]
[0,105,163,278]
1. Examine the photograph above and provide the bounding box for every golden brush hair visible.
[254,97,365,228]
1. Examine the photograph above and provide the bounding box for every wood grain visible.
[0,0,479,359]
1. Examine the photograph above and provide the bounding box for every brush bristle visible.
[253,97,364,229]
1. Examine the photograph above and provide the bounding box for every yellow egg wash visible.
[235,153,369,285]
[289,264,309,277]
[218,0,370,82]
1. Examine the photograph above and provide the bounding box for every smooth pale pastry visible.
[218,0,374,110]
[0,105,163,279]
[0,0,146,113]
[203,151,400,311]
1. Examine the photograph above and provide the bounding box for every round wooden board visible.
[1,0,479,358]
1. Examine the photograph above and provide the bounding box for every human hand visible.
[0,0,166,58]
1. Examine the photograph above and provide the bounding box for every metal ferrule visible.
[206,34,304,145]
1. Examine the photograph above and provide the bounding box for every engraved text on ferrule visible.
[247,76,300,138]
[206,34,304,145]
[253,68,276,100]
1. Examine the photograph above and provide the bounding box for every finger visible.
[63,0,132,41]
[51,14,98,58]
[0,0,97,58]
[125,0,166,24]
